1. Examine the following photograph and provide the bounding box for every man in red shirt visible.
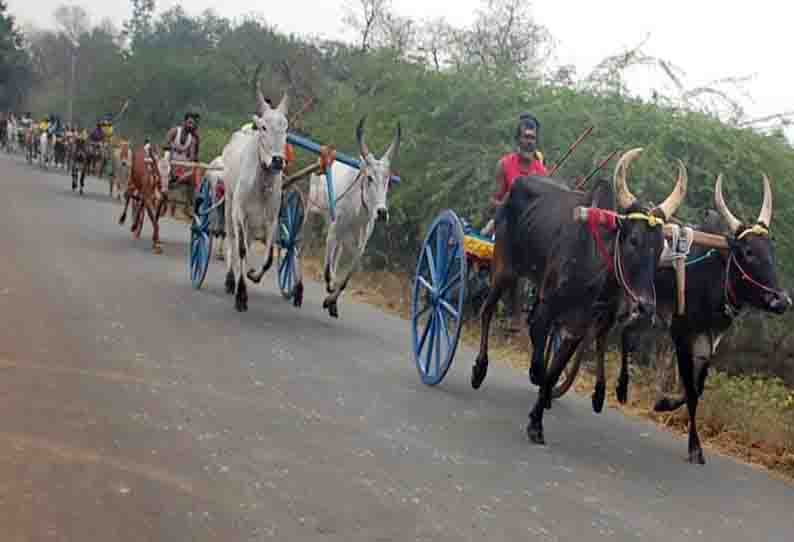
[494,113,547,204]
[483,113,547,332]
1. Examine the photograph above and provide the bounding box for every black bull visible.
[470,148,688,445]
[607,173,791,464]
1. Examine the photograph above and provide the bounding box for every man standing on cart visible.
[161,113,201,216]
[482,113,547,333]
[164,112,201,186]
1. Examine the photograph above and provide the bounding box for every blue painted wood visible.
[287,132,401,185]
[190,178,213,289]
[276,190,305,299]
[411,210,467,386]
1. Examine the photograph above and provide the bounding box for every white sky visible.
[9,0,792,135]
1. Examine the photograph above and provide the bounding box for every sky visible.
[8,0,792,135]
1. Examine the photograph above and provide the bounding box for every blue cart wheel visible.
[189,178,213,289]
[411,210,467,386]
[276,189,305,299]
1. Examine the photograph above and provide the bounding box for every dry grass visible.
[302,253,794,482]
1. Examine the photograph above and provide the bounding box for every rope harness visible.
[585,208,665,305]
[655,222,787,316]
[723,224,789,313]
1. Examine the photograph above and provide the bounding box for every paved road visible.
[0,154,791,542]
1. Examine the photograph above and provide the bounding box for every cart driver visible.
[482,113,547,333]
[164,112,201,187]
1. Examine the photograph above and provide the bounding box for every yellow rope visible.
[737,224,769,239]
[625,212,665,228]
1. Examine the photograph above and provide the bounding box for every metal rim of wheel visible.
[411,209,467,386]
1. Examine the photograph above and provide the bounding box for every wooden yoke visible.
[282,145,337,191]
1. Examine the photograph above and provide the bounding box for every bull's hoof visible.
[471,360,488,389]
[246,269,262,284]
[616,374,629,405]
[592,381,606,413]
[118,215,126,226]
[529,363,544,387]
[527,420,545,445]
[323,297,339,318]
[688,447,706,465]
[235,292,248,312]
[224,271,235,294]
[293,283,304,308]
[71,180,76,191]
[653,397,679,412]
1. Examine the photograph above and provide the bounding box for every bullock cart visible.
[409,205,730,387]
[270,133,401,303]
[186,132,402,296]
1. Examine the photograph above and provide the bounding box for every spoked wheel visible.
[276,189,305,300]
[189,178,213,289]
[411,210,467,386]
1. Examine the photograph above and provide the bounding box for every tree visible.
[122,0,155,53]
[54,4,89,45]
[342,0,389,52]
[458,0,553,78]
[0,1,34,109]
[414,17,458,71]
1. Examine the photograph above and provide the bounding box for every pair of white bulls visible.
[204,87,400,316]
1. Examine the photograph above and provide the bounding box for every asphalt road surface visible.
[0,153,792,542]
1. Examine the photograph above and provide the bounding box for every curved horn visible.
[714,174,742,234]
[356,115,370,158]
[276,88,289,116]
[256,81,268,115]
[612,147,643,209]
[385,121,401,161]
[657,158,688,220]
[758,173,773,228]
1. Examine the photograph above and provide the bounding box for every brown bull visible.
[118,145,171,254]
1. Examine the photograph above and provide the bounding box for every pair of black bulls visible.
[469,148,790,464]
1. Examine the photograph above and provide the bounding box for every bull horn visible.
[385,121,401,162]
[714,174,742,234]
[758,173,773,228]
[657,159,688,220]
[356,115,370,158]
[276,89,289,116]
[613,147,643,209]
[256,82,269,115]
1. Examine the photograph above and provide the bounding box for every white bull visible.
[307,116,400,318]
[221,86,290,312]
